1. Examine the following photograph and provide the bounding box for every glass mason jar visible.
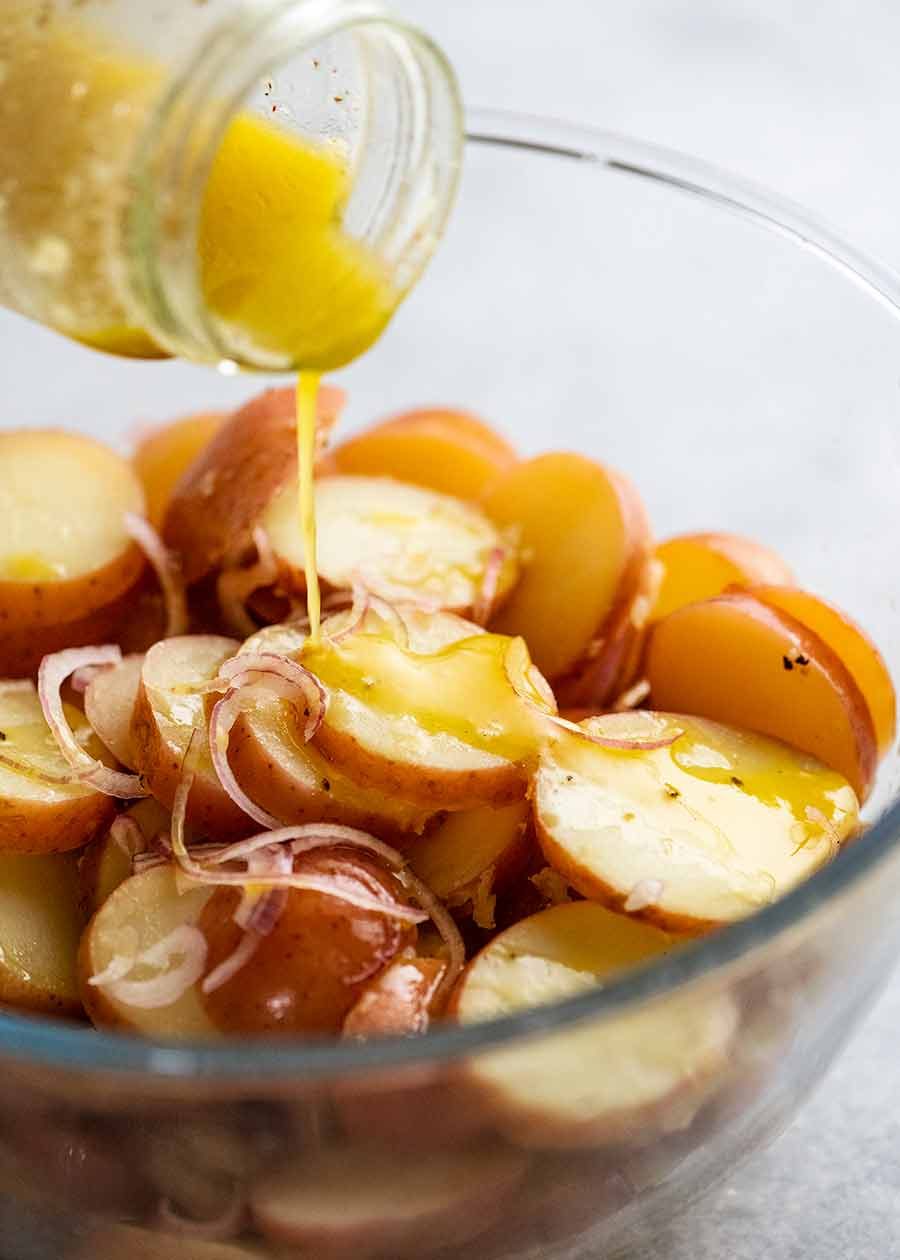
[0,1,462,370]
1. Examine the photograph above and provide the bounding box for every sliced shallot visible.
[37,647,149,798]
[124,512,188,638]
[217,526,279,638]
[88,924,208,1009]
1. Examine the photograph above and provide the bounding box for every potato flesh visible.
[79,865,215,1038]
[0,430,144,582]
[408,802,529,900]
[0,687,107,807]
[482,453,650,680]
[651,532,791,623]
[264,474,516,613]
[84,653,145,768]
[535,714,858,930]
[453,901,737,1145]
[133,412,223,528]
[0,852,84,1015]
[77,798,171,917]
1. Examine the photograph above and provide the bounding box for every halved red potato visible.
[0,683,116,854]
[264,475,518,618]
[451,901,737,1147]
[77,798,171,918]
[132,412,224,528]
[84,653,145,768]
[0,852,84,1016]
[130,635,253,841]
[0,430,146,630]
[303,626,554,810]
[163,386,345,584]
[407,802,531,913]
[534,713,858,934]
[645,593,878,800]
[747,585,896,757]
[650,532,792,623]
[198,854,417,1036]
[251,1144,527,1258]
[342,957,447,1038]
[482,453,651,681]
[79,865,216,1038]
[331,408,517,501]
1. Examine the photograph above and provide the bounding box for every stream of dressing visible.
[296,373,323,643]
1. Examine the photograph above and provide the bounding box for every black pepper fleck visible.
[782,655,794,671]
[663,783,680,799]
[730,775,744,788]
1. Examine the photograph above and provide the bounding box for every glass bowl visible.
[2,109,900,1260]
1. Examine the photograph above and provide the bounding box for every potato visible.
[451,901,737,1147]
[747,585,896,757]
[303,624,553,810]
[133,412,224,528]
[0,430,146,631]
[342,957,447,1037]
[407,802,531,910]
[79,865,216,1038]
[77,798,171,918]
[645,592,878,799]
[199,853,417,1036]
[650,531,792,623]
[163,385,346,584]
[534,713,858,934]
[251,1144,527,1257]
[75,1224,254,1260]
[0,851,84,1016]
[0,683,116,854]
[264,475,518,618]
[130,635,254,840]
[331,407,517,500]
[482,453,651,681]
[84,653,145,768]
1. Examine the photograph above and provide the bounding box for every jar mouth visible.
[5,111,900,1084]
[123,0,463,371]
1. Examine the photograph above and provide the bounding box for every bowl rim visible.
[7,106,900,1081]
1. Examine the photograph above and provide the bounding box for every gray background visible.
[2,3,899,1256]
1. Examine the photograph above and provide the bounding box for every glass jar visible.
[0,0,462,370]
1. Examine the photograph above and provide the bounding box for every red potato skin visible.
[163,385,346,584]
[0,789,115,858]
[0,543,146,640]
[342,957,447,1038]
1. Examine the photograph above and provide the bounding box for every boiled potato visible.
[264,475,518,619]
[130,635,253,840]
[84,653,145,768]
[407,802,530,911]
[342,957,447,1037]
[332,407,517,500]
[748,585,896,757]
[163,385,345,584]
[79,865,216,1038]
[0,851,84,1016]
[77,798,171,917]
[251,1144,527,1258]
[132,412,224,528]
[482,453,651,681]
[646,592,878,799]
[650,531,792,623]
[451,901,737,1147]
[199,853,417,1036]
[0,683,116,854]
[534,713,858,934]
[0,430,146,631]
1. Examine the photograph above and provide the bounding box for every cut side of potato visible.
[251,1144,527,1258]
[535,713,858,933]
[452,901,737,1147]
[264,475,518,617]
[482,453,651,681]
[163,386,345,584]
[331,407,518,501]
[747,585,896,757]
[0,430,146,630]
[130,635,252,841]
[645,592,878,800]
[0,683,116,854]
[0,852,84,1016]
[133,411,224,528]
[650,532,792,623]
[84,653,145,768]
[77,798,171,918]
[407,802,531,909]
[79,865,216,1038]
[342,956,447,1038]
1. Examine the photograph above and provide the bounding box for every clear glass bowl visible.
[2,110,900,1260]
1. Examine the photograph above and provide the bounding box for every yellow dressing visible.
[297,373,323,642]
[0,554,65,582]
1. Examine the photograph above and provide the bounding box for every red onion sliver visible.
[201,929,262,996]
[216,527,279,638]
[612,679,652,713]
[472,545,507,627]
[69,663,111,695]
[157,1191,246,1242]
[88,924,208,1009]
[546,713,683,752]
[124,512,188,638]
[37,647,150,798]
[109,815,148,858]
